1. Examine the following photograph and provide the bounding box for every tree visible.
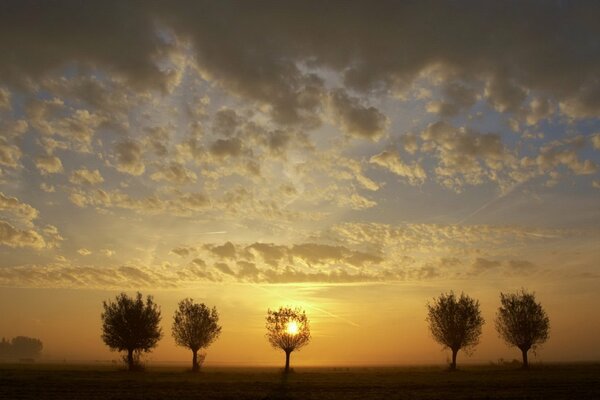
[0,336,43,360]
[495,289,549,369]
[426,291,485,370]
[266,307,310,373]
[172,298,222,372]
[101,292,162,370]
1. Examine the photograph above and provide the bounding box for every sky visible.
[0,1,599,366]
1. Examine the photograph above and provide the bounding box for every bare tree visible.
[495,289,549,369]
[426,291,484,370]
[266,307,310,373]
[101,292,162,371]
[172,298,222,372]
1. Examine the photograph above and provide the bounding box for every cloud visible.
[214,262,235,275]
[42,225,64,248]
[212,108,242,137]
[470,257,502,275]
[40,183,55,193]
[0,138,21,168]
[0,87,10,110]
[329,89,388,139]
[0,220,46,249]
[209,138,242,158]
[0,2,167,90]
[207,242,236,259]
[290,243,345,264]
[592,134,600,150]
[1,1,599,124]
[27,99,103,152]
[426,82,478,117]
[507,259,537,275]
[77,248,92,256]
[370,150,426,185]
[237,261,260,280]
[247,243,288,267]
[114,140,145,175]
[69,168,104,185]
[529,136,598,176]
[35,155,64,175]
[150,162,197,184]
[419,121,511,190]
[0,192,39,223]
[171,246,195,257]
[100,249,115,257]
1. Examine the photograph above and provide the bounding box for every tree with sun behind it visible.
[266,306,310,373]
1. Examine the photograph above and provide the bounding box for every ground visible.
[1,363,599,399]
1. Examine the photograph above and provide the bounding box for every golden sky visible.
[0,1,599,365]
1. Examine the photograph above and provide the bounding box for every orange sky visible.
[1,280,598,366]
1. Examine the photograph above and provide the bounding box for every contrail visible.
[199,231,227,235]
[250,283,360,327]
[456,181,526,225]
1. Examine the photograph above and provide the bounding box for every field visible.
[1,363,599,399]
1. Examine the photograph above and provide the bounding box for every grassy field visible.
[1,363,599,399]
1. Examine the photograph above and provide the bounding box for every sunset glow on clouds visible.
[0,1,599,365]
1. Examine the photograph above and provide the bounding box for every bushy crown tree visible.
[266,306,310,373]
[172,298,222,372]
[101,292,162,370]
[426,291,484,370]
[495,289,550,368]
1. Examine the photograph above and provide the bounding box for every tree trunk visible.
[127,349,134,371]
[284,350,291,373]
[450,348,458,370]
[521,348,529,369]
[192,349,199,372]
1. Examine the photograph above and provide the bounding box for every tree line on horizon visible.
[0,336,43,361]
[100,289,549,372]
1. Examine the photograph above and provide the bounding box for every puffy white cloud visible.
[0,192,39,223]
[40,183,56,193]
[370,150,426,185]
[77,248,92,256]
[0,138,21,168]
[69,168,104,185]
[419,121,512,190]
[0,220,46,249]
[532,136,598,176]
[35,155,64,175]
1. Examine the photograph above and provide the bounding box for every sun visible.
[286,321,299,335]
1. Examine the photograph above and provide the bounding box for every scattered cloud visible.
[35,155,64,175]
[114,140,145,176]
[69,168,104,185]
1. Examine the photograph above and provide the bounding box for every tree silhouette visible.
[172,298,222,372]
[426,291,484,370]
[101,292,162,371]
[266,307,310,373]
[495,289,550,369]
[0,336,43,360]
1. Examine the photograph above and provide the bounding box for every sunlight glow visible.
[286,321,299,335]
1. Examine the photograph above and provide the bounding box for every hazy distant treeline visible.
[0,336,43,360]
